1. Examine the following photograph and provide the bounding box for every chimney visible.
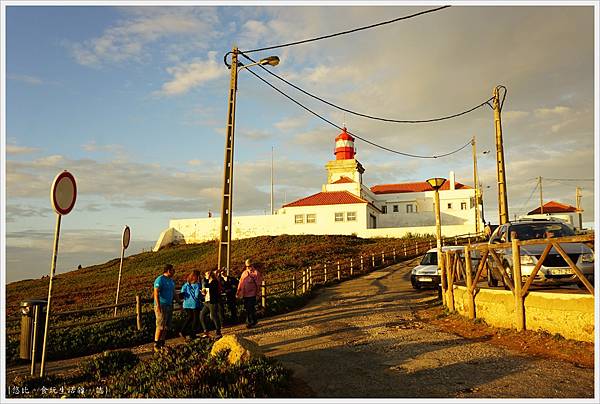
[449,171,455,190]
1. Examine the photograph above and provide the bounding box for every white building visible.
[154,129,483,251]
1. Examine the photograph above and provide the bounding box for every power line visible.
[244,66,472,159]
[241,52,494,124]
[518,182,539,214]
[241,6,452,54]
[544,178,594,182]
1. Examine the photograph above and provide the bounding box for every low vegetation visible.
[8,339,291,398]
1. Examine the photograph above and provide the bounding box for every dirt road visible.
[237,258,595,398]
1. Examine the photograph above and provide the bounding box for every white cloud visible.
[7,74,43,85]
[155,51,226,96]
[534,106,572,118]
[6,144,40,155]
[274,116,308,132]
[67,8,220,67]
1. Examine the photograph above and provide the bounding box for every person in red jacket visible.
[236,258,263,328]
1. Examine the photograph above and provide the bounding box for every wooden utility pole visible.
[218,47,239,274]
[538,176,544,214]
[493,85,509,225]
[472,136,481,233]
[271,146,274,215]
[576,187,583,229]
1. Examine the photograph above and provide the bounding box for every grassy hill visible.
[6,234,432,317]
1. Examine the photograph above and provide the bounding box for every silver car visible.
[487,220,594,288]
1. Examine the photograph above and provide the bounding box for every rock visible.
[210,334,264,364]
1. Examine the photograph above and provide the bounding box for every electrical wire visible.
[244,66,472,159]
[518,182,539,214]
[241,6,452,54]
[544,178,594,182]
[240,52,494,124]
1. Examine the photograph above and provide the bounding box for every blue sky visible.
[3,4,597,282]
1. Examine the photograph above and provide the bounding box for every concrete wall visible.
[452,286,594,342]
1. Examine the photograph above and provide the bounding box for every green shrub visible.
[79,350,139,380]
[8,339,291,398]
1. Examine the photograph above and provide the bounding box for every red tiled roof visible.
[528,201,578,214]
[283,191,367,208]
[370,181,471,194]
[332,176,355,184]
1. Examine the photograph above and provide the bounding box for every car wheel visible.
[502,263,512,290]
[412,282,421,290]
[487,267,498,287]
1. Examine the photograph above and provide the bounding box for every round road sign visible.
[122,226,131,249]
[50,171,77,215]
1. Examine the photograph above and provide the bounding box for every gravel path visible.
[236,258,594,398]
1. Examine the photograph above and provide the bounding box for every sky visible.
[2,2,597,283]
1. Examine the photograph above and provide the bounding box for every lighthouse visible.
[334,127,356,160]
[324,127,365,194]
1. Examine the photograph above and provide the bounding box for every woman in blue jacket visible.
[179,270,202,338]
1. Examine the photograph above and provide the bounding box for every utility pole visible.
[271,146,274,215]
[218,47,239,274]
[492,85,509,225]
[538,176,544,214]
[576,187,583,229]
[471,136,481,233]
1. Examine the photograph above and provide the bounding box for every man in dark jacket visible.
[219,268,239,323]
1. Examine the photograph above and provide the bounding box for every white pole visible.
[271,146,274,215]
[40,213,61,377]
[114,246,125,317]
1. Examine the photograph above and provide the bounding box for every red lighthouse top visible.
[334,127,356,160]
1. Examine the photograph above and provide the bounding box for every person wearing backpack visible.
[236,259,263,328]
[179,270,202,339]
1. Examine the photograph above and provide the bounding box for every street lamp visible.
[427,177,446,302]
[218,48,279,275]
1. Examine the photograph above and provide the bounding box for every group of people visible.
[152,259,263,352]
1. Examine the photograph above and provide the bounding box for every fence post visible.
[429,240,433,250]
[464,246,475,320]
[350,258,354,276]
[440,251,447,306]
[415,242,418,255]
[337,261,341,280]
[371,253,375,269]
[135,295,141,331]
[381,251,385,266]
[445,252,455,311]
[393,248,396,262]
[292,273,297,296]
[261,281,267,309]
[511,234,525,331]
[324,263,328,283]
[404,245,407,257]
[302,269,306,294]
[360,255,364,272]
[309,266,313,287]
[455,236,458,245]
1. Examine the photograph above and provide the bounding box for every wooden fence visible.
[440,233,594,331]
[7,232,484,340]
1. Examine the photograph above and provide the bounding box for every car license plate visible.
[418,277,433,282]
[550,268,572,275]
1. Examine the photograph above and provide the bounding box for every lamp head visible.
[260,56,280,66]
[426,177,447,191]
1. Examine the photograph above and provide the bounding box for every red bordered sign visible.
[122,225,131,249]
[50,171,77,215]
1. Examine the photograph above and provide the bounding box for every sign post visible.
[114,225,131,317]
[40,171,77,377]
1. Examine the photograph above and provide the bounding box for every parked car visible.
[411,246,470,289]
[487,219,594,288]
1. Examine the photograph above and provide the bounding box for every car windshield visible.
[420,252,437,265]
[511,222,575,240]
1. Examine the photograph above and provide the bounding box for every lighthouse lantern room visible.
[334,127,356,160]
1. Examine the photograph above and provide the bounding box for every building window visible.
[393,205,399,213]
[461,202,467,210]
[335,212,344,222]
[406,204,414,213]
[306,214,316,223]
[295,214,304,224]
[347,211,357,221]
[382,206,387,214]
[447,203,452,210]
